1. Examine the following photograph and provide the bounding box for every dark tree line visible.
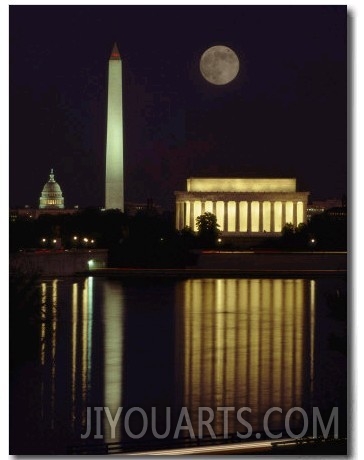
[10,207,346,268]
[10,208,198,268]
[272,211,347,251]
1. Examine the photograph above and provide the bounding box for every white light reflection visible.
[103,281,124,443]
[87,277,93,387]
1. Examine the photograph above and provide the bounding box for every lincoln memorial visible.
[175,178,309,236]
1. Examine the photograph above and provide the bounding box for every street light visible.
[308,237,317,250]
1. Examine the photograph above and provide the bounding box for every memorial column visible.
[190,201,194,231]
[176,202,181,230]
[293,201,297,227]
[258,201,263,232]
[303,201,307,224]
[271,201,275,233]
[247,202,252,233]
[282,201,286,229]
[180,202,185,229]
[201,200,206,214]
[212,201,216,216]
[224,202,228,232]
[236,201,240,232]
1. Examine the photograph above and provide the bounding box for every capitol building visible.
[39,169,65,209]
[10,169,78,221]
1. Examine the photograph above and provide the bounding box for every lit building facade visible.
[307,198,344,222]
[10,169,78,221]
[175,178,309,236]
[39,169,65,209]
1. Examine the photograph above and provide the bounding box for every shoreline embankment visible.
[10,250,347,278]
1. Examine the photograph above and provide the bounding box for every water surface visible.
[10,276,347,454]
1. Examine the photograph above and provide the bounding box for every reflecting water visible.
[10,276,347,454]
[177,279,311,435]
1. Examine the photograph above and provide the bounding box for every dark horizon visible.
[9,5,347,211]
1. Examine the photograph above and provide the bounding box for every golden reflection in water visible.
[39,280,58,428]
[40,278,94,432]
[71,278,94,429]
[40,282,47,366]
[177,278,313,435]
[103,282,124,443]
[87,278,93,391]
[40,282,47,422]
[71,282,78,430]
[310,280,316,403]
[51,279,57,429]
[81,279,88,425]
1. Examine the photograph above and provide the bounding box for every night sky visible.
[9,5,347,210]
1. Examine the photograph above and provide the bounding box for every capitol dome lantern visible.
[39,169,65,209]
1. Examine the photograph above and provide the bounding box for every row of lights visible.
[41,238,57,244]
[72,236,95,244]
[40,236,96,246]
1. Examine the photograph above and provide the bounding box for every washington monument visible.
[105,43,124,211]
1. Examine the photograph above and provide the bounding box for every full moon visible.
[200,45,239,85]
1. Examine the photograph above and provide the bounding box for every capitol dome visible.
[39,169,65,209]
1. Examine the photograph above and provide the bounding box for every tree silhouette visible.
[196,212,221,248]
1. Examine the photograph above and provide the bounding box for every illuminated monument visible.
[175,177,309,236]
[105,43,124,211]
[39,169,65,209]
[11,169,79,220]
